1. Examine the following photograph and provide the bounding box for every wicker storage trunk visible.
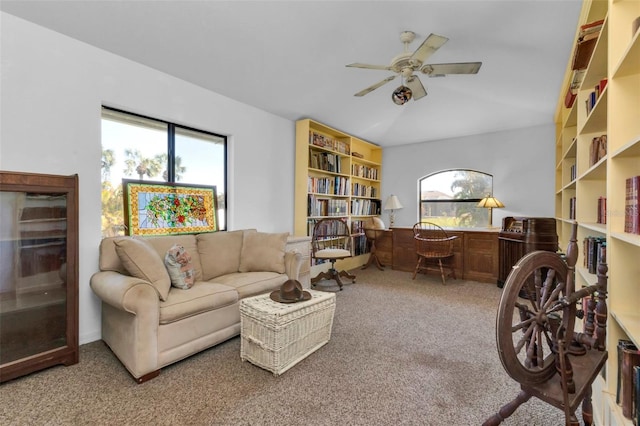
[240,289,336,375]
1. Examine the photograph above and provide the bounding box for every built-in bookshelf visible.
[554,0,640,424]
[295,118,383,270]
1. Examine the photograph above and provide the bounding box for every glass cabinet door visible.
[0,172,78,382]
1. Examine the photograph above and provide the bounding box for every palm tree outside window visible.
[101,107,227,237]
[419,169,494,228]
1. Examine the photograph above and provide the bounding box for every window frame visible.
[418,169,494,229]
[100,106,227,233]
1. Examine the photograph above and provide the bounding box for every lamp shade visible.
[384,195,403,210]
[477,196,504,209]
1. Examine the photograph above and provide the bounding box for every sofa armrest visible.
[284,251,303,281]
[90,271,160,314]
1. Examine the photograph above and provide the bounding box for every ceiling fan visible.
[346,31,482,105]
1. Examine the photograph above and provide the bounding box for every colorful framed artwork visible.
[122,180,218,236]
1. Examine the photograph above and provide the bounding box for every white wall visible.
[381,124,556,228]
[1,13,295,344]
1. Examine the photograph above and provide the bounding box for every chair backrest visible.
[311,218,352,256]
[412,222,457,257]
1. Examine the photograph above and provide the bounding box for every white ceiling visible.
[1,0,582,147]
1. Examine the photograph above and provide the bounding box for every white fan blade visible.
[410,33,449,64]
[354,76,396,97]
[405,75,427,100]
[346,63,393,71]
[421,62,482,76]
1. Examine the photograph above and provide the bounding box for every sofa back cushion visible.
[114,238,172,301]
[144,235,203,282]
[238,231,288,274]
[99,235,203,281]
[197,230,245,280]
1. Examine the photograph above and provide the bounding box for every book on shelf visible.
[597,196,606,224]
[625,176,640,235]
[569,196,576,220]
[595,78,607,97]
[583,236,606,274]
[309,131,350,154]
[616,339,640,420]
[635,365,640,426]
[589,134,607,166]
[572,37,598,70]
[571,19,604,71]
[585,90,598,116]
[580,19,605,33]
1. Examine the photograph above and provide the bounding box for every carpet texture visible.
[1,268,575,425]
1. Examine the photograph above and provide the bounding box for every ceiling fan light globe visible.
[392,85,412,105]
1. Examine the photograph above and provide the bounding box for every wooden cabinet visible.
[387,227,498,283]
[0,171,79,382]
[463,231,499,283]
[295,119,383,271]
[554,1,640,423]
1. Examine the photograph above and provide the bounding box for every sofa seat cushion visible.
[159,281,238,324]
[213,272,288,299]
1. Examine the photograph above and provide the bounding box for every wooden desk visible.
[376,227,499,283]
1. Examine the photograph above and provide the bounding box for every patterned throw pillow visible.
[165,244,196,290]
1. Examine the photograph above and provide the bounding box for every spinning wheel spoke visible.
[515,321,536,353]
[510,316,535,333]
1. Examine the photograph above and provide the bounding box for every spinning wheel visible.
[484,223,609,426]
[496,251,575,385]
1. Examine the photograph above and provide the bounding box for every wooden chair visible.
[310,218,356,290]
[412,222,458,284]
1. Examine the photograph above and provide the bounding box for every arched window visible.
[419,169,494,228]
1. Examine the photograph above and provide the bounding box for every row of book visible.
[307,196,348,217]
[585,79,608,117]
[351,164,379,180]
[583,236,606,274]
[350,198,381,216]
[307,176,348,196]
[597,196,606,224]
[309,150,344,174]
[570,163,577,182]
[616,339,640,422]
[589,134,607,167]
[626,175,640,235]
[351,183,377,198]
[566,19,603,108]
[309,131,350,154]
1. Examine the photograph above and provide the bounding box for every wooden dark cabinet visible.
[498,217,558,287]
[462,231,498,283]
[387,227,498,283]
[0,171,79,382]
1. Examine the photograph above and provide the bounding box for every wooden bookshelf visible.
[295,119,383,272]
[554,1,640,424]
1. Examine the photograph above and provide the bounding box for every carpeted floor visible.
[1,268,573,425]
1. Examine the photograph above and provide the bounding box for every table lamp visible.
[384,195,403,227]
[477,196,504,228]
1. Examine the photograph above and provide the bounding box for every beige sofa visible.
[90,230,305,383]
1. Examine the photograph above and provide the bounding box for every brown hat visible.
[270,279,311,303]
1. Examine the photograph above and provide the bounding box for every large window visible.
[419,169,493,228]
[101,107,227,236]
